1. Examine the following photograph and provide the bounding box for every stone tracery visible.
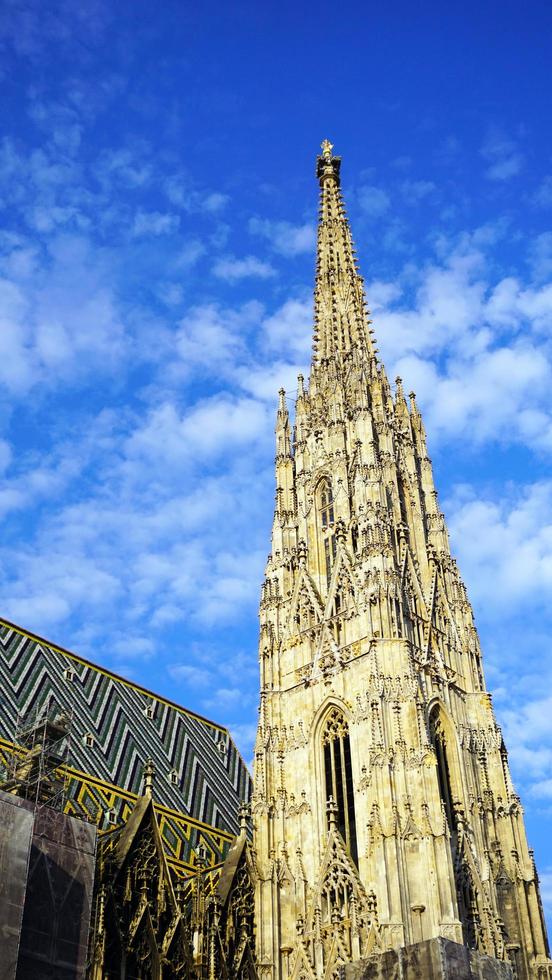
[253,141,552,979]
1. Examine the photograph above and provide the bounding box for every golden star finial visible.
[321,138,334,159]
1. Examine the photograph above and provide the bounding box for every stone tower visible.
[252,141,552,980]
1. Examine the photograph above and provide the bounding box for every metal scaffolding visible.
[0,695,73,810]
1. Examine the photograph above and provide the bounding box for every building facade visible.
[252,141,552,979]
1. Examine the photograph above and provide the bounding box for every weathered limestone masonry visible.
[341,937,514,979]
[252,142,552,980]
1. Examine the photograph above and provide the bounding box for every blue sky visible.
[1,0,552,924]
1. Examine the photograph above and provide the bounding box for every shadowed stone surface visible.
[340,938,513,979]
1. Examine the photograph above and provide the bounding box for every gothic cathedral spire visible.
[313,139,376,365]
[253,143,551,980]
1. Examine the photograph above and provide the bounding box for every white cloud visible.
[262,295,312,357]
[358,185,390,217]
[396,344,551,446]
[497,691,552,811]
[173,239,205,269]
[0,439,12,473]
[371,244,552,449]
[132,210,180,236]
[169,663,212,687]
[229,722,257,764]
[530,779,552,799]
[540,870,552,921]
[110,635,155,659]
[529,233,552,282]
[202,686,250,711]
[249,217,316,256]
[0,487,26,519]
[446,482,552,610]
[163,175,229,215]
[400,179,436,203]
[157,282,184,306]
[203,192,229,213]
[237,360,307,401]
[96,147,153,189]
[125,395,271,465]
[440,481,552,819]
[532,176,552,209]
[481,129,523,181]
[0,394,272,650]
[213,254,276,281]
[0,233,144,395]
[174,300,261,376]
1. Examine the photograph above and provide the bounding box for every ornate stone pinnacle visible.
[196,840,209,869]
[336,518,347,543]
[142,757,155,797]
[321,138,334,159]
[327,795,338,830]
[239,801,250,833]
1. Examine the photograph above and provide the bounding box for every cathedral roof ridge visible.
[0,613,228,735]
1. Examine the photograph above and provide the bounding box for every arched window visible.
[317,480,336,586]
[428,707,455,836]
[429,705,479,949]
[322,708,358,865]
[319,481,334,527]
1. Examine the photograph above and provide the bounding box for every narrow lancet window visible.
[319,481,334,527]
[318,480,336,585]
[429,705,479,949]
[429,708,455,836]
[323,708,358,865]
[324,536,337,587]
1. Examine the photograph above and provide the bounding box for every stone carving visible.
[254,142,552,980]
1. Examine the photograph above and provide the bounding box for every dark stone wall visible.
[341,937,514,980]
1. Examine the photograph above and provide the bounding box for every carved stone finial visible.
[316,141,341,187]
[395,376,405,401]
[297,539,308,567]
[397,521,408,543]
[195,840,209,870]
[335,518,347,543]
[142,758,155,797]
[327,795,338,831]
[239,801,250,834]
[175,878,185,907]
